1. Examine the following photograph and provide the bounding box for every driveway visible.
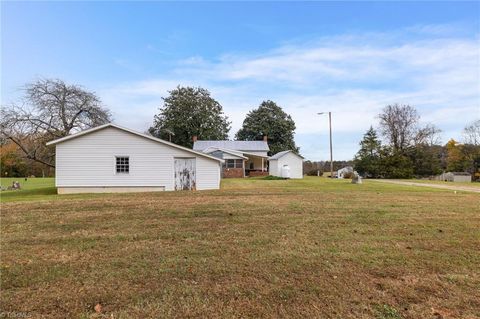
[371,179,480,193]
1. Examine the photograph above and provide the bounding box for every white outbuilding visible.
[268,151,304,179]
[46,123,223,194]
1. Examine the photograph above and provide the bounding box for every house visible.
[193,137,269,178]
[337,166,354,179]
[46,123,223,194]
[268,151,304,179]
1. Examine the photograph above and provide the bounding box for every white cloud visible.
[100,25,480,160]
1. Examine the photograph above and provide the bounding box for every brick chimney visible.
[192,135,198,143]
[263,135,268,142]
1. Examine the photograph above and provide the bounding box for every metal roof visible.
[46,123,224,163]
[269,150,304,160]
[193,140,269,152]
[203,147,249,160]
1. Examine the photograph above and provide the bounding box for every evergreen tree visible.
[236,100,298,155]
[149,86,231,148]
[354,127,382,177]
[378,148,414,178]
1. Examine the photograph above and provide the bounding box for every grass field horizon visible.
[1,176,479,203]
[1,177,479,318]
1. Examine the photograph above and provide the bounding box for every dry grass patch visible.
[1,177,479,318]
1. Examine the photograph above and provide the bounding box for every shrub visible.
[342,171,354,179]
[263,175,286,180]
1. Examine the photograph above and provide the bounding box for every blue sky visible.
[2,1,479,160]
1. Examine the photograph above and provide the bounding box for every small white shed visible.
[46,123,223,194]
[269,151,304,179]
[441,172,472,183]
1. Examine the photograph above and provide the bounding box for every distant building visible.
[438,172,472,183]
[193,137,269,178]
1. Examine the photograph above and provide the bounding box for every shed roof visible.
[46,123,223,162]
[193,140,269,152]
[269,150,304,160]
[448,172,472,176]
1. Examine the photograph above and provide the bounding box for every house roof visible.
[269,150,304,160]
[203,147,249,160]
[193,140,269,152]
[241,151,269,158]
[46,123,224,163]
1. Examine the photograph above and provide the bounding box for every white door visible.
[174,158,196,190]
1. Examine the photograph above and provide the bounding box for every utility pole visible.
[318,112,334,178]
[328,111,333,179]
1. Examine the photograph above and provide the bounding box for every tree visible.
[414,124,442,146]
[149,86,230,148]
[236,100,298,155]
[445,139,469,172]
[378,147,414,178]
[1,79,112,168]
[303,160,323,176]
[0,141,27,177]
[463,119,480,146]
[410,124,442,176]
[378,104,420,152]
[410,144,443,177]
[354,127,382,177]
[375,104,443,177]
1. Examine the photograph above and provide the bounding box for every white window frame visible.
[225,159,243,169]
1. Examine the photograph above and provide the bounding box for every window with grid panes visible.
[116,156,129,173]
[226,159,243,168]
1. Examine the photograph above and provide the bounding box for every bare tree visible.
[378,103,442,152]
[378,104,420,152]
[414,123,442,146]
[463,119,480,145]
[1,79,112,167]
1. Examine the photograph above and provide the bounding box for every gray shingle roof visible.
[193,140,269,152]
[269,150,304,160]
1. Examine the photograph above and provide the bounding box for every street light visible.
[317,112,333,179]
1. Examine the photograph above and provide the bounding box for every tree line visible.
[2,79,478,180]
[303,160,354,176]
[354,104,480,179]
[1,79,299,177]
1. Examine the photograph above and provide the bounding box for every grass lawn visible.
[396,179,480,187]
[1,177,57,202]
[1,177,479,318]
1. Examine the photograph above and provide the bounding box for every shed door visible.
[174,158,196,190]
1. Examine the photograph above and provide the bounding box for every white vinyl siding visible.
[55,127,220,191]
[269,161,278,177]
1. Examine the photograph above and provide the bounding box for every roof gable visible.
[46,123,223,162]
[269,150,304,160]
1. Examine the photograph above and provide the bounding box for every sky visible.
[2,1,479,160]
